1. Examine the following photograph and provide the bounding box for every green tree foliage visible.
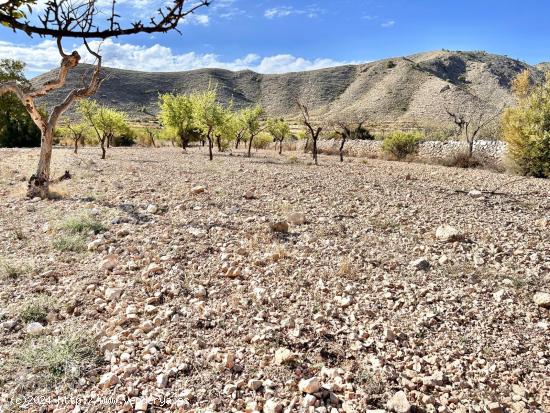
[503,72,550,178]
[159,93,195,150]
[78,100,130,159]
[215,105,240,152]
[267,118,290,155]
[241,105,265,157]
[58,123,89,154]
[193,88,226,160]
[0,59,41,148]
[232,109,249,149]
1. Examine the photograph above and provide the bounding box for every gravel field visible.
[0,147,549,413]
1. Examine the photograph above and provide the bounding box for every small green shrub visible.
[21,295,55,324]
[252,132,273,150]
[503,73,550,178]
[382,131,423,160]
[53,234,86,252]
[61,215,105,235]
[386,60,396,69]
[19,332,98,383]
[1,261,25,280]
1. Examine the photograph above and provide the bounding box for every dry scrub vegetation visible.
[0,146,549,413]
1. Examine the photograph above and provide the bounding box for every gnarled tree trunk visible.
[100,136,107,159]
[0,39,102,198]
[339,136,346,162]
[247,135,254,157]
[207,127,214,160]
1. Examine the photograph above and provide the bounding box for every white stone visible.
[263,399,283,413]
[299,377,321,394]
[387,391,411,413]
[194,286,207,299]
[156,373,168,388]
[435,225,463,242]
[146,204,158,214]
[99,372,119,389]
[145,263,162,275]
[104,287,122,301]
[493,289,506,302]
[274,348,295,365]
[191,185,206,194]
[87,239,103,251]
[26,322,45,336]
[533,292,550,308]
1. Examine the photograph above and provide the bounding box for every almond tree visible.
[267,118,291,155]
[78,100,128,159]
[144,123,159,148]
[298,101,322,165]
[444,93,503,159]
[242,105,265,157]
[193,89,225,161]
[332,112,369,162]
[0,0,210,198]
[65,123,88,154]
[233,109,249,149]
[159,93,195,151]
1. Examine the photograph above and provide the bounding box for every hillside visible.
[33,50,544,129]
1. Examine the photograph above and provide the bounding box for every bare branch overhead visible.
[0,0,211,39]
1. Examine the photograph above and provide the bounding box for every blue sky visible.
[0,0,548,76]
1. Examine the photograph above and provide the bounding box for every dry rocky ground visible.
[0,146,549,413]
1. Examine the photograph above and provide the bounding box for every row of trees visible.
[159,89,266,160]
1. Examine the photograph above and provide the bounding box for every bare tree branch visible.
[0,0,211,39]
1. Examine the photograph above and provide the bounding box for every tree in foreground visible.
[503,71,550,178]
[267,118,291,155]
[0,0,209,198]
[0,59,42,148]
[242,105,265,157]
[298,101,323,165]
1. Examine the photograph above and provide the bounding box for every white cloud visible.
[381,20,396,28]
[264,6,323,19]
[183,14,210,26]
[0,39,357,76]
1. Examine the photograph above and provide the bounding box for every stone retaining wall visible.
[290,139,507,163]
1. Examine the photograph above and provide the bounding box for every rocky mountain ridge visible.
[33,50,546,130]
